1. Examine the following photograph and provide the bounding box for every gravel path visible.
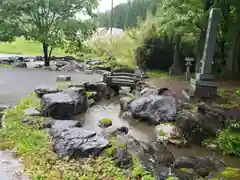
[0,67,101,105]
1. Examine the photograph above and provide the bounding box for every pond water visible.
[79,97,240,168]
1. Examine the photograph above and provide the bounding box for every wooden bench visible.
[103,72,144,94]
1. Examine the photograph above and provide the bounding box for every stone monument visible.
[183,8,221,99]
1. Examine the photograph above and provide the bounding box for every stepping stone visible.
[56,75,71,81]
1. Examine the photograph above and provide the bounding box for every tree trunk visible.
[225,32,240,78]
[173,34,181,69]
[43,42,49,67]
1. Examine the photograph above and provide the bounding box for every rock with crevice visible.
[41,92,75,119]
[52,127,109,158]
[35,86,60,98]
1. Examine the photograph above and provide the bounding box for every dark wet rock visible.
[64,56,76,61]
[94,69,111,75]
[52,127,109,158]
[41,92,75,120]
[140,141,175,170]
[87,59,102,65]
[176,103,236,144]
[0,58,15,64]
[43,119,81,131]
[84,69,94,74]
[101,126,129,137]
[128,94,177,124]
[56,75,71,81]
[35,86,60,98]
[68,81,89,88]
[155,124,188,147]
[63,87,88,115]
[84,82,109,101]
[92,65,111,72]
[59,61,84,72]
[24,108,41,116]
[55,61,68,68]
[119,97,134,111]
[12,61,27,68]
[140,87,158,96]
[112,67,134,73]
[34,64,43,68]
[173,156,225,177]
[0,105,7,128]
[88,99,96,107]
[153,166,202,180]
[114,145,133,169]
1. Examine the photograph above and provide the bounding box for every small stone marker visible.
[56,75,71,81]
[185,57,194,81]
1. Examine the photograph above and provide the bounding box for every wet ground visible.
[0,151,28,180]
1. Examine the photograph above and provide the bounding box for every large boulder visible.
[173,156,225,177]
[35,86,60,98]
[52,127,109,158]
[41,92,75,119]
[62,87,88,115]
[128,94,177,124]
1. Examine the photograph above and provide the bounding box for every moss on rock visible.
[98,118,112,128]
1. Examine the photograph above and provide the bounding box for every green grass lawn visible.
[0,38,66,56]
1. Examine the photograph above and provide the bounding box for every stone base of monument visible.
[169,66,183,76]
[182,76,218,100]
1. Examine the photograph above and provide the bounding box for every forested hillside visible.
[97,0,160,29]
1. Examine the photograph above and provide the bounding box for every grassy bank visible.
[0,38,66,56]
[0,93,153,179]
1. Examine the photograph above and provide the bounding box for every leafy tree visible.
[1,0,98,66]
